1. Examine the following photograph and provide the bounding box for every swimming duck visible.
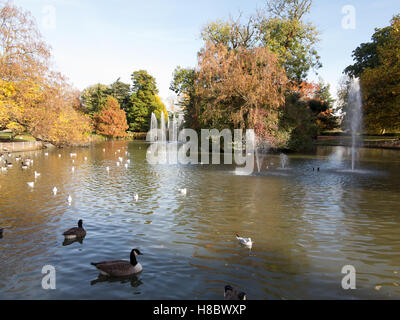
[106,167,110,172]
[34,171,41,178]
[224,285,247,300]
[91,249,143,277]
[5,161,12,168]
[71,167,75,173]
[236,233,253,248]
[179,188,187,195]
[1,167,7,172]
[63,220,86,239]
[52,187,57,195]
[124,163,128,169]
[21,163,28,170]
[67,195,72,204]
[44,153,49,156]
[70,153,77,158]
[27,182,34,188]
[134,193,139,202]
[116,162,120,166]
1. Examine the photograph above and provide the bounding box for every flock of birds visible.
[0,147,251,300]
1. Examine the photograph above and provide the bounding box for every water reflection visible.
[0,143,400,299]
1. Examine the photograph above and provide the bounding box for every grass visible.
[0,132,36,142]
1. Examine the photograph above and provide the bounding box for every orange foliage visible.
[95,96,129,137]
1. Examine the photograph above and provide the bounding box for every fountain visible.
[255,136,270,173]
[348,78,363,171]
[168,114,178,142]
[149,112,158,142]
[160,112,166,143]
[280,153,288,169]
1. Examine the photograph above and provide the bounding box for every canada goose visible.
[21,163,28,170]
[27,182,34,188]
[5,161,12,168]
[67,195,72,204]
[224,285,247,300]
[236,234,253,248]
[134,193,139,202]
[91,249,143,277]
[63,220,86,239]
[179,188,187,195]
[53,187,58,195]
[15,156,21,161]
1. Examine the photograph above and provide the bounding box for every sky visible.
[9,0,400,108]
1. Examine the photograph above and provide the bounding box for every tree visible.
[344,14,400,134]
[0,1,91,145]
[194,43,288,146]
[257,0,321,82]
[95,96,128,137]
[81,83,109,116]
[127,70,167,132]
[108,78,131,111]
[360,15,400,134]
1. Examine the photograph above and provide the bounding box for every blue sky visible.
[10,0,400,106]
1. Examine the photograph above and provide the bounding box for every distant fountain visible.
[149,112,158,142]
[169,114,178,142]
[160,113,166,143]
[255,136,270,173]
[280,153,288,169]
[348,78,363,171]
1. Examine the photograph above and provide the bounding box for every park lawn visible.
[0,132,36,142]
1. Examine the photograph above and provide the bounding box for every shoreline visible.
[315,136,400,150]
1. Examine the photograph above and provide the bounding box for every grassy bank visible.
[316,135,400,149]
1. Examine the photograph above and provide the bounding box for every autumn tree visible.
[194,43,288,146]
[0,1,91,145]
[95,96,128,137]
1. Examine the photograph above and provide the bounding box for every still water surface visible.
[1,142,400,300]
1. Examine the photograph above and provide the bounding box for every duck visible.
[106,167,110,172]
[27,182,34,188]
[179,188,187,195]
[224,285,247,301]
[21,163,28,170]
[5,160,12,168]
[15,156,22,161]
[91,249,143,277]
[67,195,72,204]
[134,193,139,202]
[124,163,128,169]
[1,167,7,172]
[58,154,62,158]
[44,153,49,156]
[34,171,41,178]
[84,157,88,161]
[71,167,75,173]
[236,233,253,248]
[63,220,86,239]
[116,162,120,167]
[52,187,58,195]
[126,159,131,164]
[118,157,123,162]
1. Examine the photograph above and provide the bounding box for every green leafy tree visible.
[345,14,400,134]
[81,84,109,116]
[257,0,321,82]
[127,70,167,132]
[108,78,131,112]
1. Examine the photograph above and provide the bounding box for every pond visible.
[1,142,400,300]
